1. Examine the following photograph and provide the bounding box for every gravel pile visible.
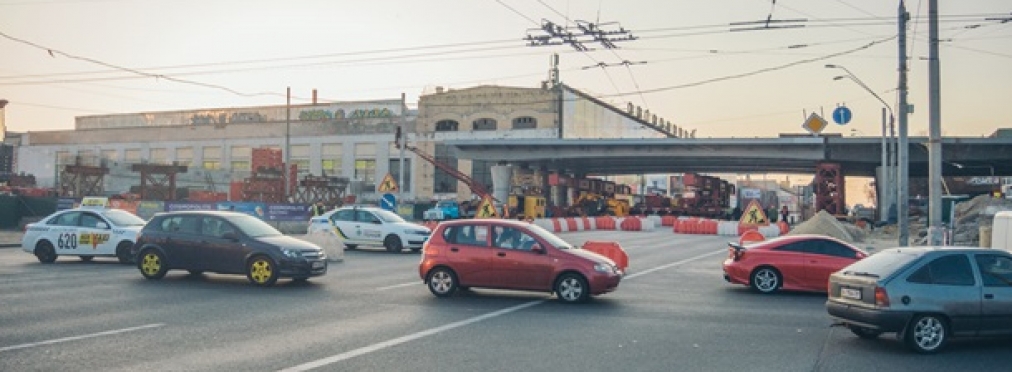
[947,195,1012,246]
[788,210,866,243]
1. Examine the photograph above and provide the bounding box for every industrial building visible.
[8,83,684,206]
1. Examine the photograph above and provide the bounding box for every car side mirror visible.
[96,222,109,229]
[222,231,239,241]
[530,244,544,254]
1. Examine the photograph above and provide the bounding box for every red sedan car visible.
[419,219,623,303]
[722,234,867,294]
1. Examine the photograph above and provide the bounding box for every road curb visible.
[0,243,21,249]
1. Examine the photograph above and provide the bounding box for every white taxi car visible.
[308,206,430,253]
[22,198,147,264]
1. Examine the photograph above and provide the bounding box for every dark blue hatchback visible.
[133,211,327,286]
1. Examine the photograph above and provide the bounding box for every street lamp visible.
[826,64,896,224]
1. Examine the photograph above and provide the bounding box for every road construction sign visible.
[739,199,770,226]
[378,173,399,192]
[475,196,498,218]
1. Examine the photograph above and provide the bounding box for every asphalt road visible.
[2,230,1010,372]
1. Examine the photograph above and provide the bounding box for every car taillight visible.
[874,287,890,308]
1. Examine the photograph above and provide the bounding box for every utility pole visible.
[880,107,889,223]
[398,93,406,207]
[927,0,944,245]
[285,86,291,201]
[897,1,911,246]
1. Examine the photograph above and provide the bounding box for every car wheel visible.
[344,244,358,250]
[555,273,590,303]
[34,241,57,264]
[384,235,403,253]
[246,255,279,287]
[849,326,883,340]
[750,267,781,294]
[79,255,94,262]
[138,249,168,280]
[905,314,949,354]
[427,267,458,297]
[116,242,134,264]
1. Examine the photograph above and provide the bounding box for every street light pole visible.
[927,0,944,246]
[826,65,895,224]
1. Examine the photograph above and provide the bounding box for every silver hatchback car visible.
[826,247,1012,353]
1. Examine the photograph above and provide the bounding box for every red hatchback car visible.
[419,219,623,303]
[722,234,867,294]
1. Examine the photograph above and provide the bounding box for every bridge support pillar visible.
[815,162,845,216]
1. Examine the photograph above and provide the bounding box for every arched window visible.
[435,120,459,132]
[472,118,497,131]
[512,116,537,129]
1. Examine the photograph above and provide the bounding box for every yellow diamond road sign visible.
[802,113,828,135]
[475,196,498,218]
[739,199,770,226]
[378,173,399,192]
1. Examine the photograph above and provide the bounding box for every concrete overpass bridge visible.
[446,136,1012,178]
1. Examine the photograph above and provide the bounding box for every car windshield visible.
[374,210,406,223]
[227,215,283,237]
[102,209,146,226]
[525,224,572,249]
[841,248,923,277]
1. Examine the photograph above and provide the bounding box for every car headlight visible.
[594,263,615,273]
[280,248,303,259]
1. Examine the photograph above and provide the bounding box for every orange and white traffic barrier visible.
[582,240,629,272]
[739,230,766,245]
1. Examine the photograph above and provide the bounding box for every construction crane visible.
[394,127,497,202]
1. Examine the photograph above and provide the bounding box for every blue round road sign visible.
[832,106,852,125]
[380,193,396,211]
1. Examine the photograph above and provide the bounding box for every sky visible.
[2,0,1011,139]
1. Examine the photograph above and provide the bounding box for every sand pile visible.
[788,210,865,243]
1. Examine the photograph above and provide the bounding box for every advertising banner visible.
[164,202,216,212]
[265,203,311,221]
[215,201,268,219]
[56,198,77,211]
[135,201,165,220]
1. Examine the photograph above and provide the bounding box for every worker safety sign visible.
[378,173,399,192]
[739,200,770,226]
[475,196,498,218]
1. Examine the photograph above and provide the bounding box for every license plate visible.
[841,287,862,300]
[311,261,325,269]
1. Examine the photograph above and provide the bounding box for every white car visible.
[308,206,431,253]
[22,206,147,264]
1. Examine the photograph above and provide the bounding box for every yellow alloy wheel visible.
[139,251,167,280]
[247,257,277,286]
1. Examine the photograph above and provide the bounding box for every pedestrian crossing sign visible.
[378,173,399,192]
[739,200,770,226]
[475,196,498,218]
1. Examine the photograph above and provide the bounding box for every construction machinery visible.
[507,194,547,219]
[394,127,500,218]
[568,191,629,217]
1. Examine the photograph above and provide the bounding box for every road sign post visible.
[832,106,852,125]
[381,193,397,211]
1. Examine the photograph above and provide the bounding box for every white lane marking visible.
[280,249,723,371]
[277,301,545,372]
[625,249,726,280]
[376,282,419,291]
[0,323,165,353]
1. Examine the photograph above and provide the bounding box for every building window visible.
[56,151,72,165]
[435,120,459,132]
[512,116,537,129]
[355,159,376,191]
[473,118,497,131]
[321,144,343,177]
[175,147,193,168]
[124,149,141,162]
[291,144,310,175]
[150,148,167,164]
[471,160,494,194]
[202,146,221,170]
[388,159,411,192]
[231,160,250,171]
[203,161,221,170]
[434,144,458,193]
[101,150,118,163]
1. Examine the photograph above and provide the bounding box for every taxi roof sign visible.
[474,196,499,218]
[378,173,399,193]
[802,112,828,135]
[739,199,770,226]
[80,197,110,209]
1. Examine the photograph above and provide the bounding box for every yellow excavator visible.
[569,192,630,217]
